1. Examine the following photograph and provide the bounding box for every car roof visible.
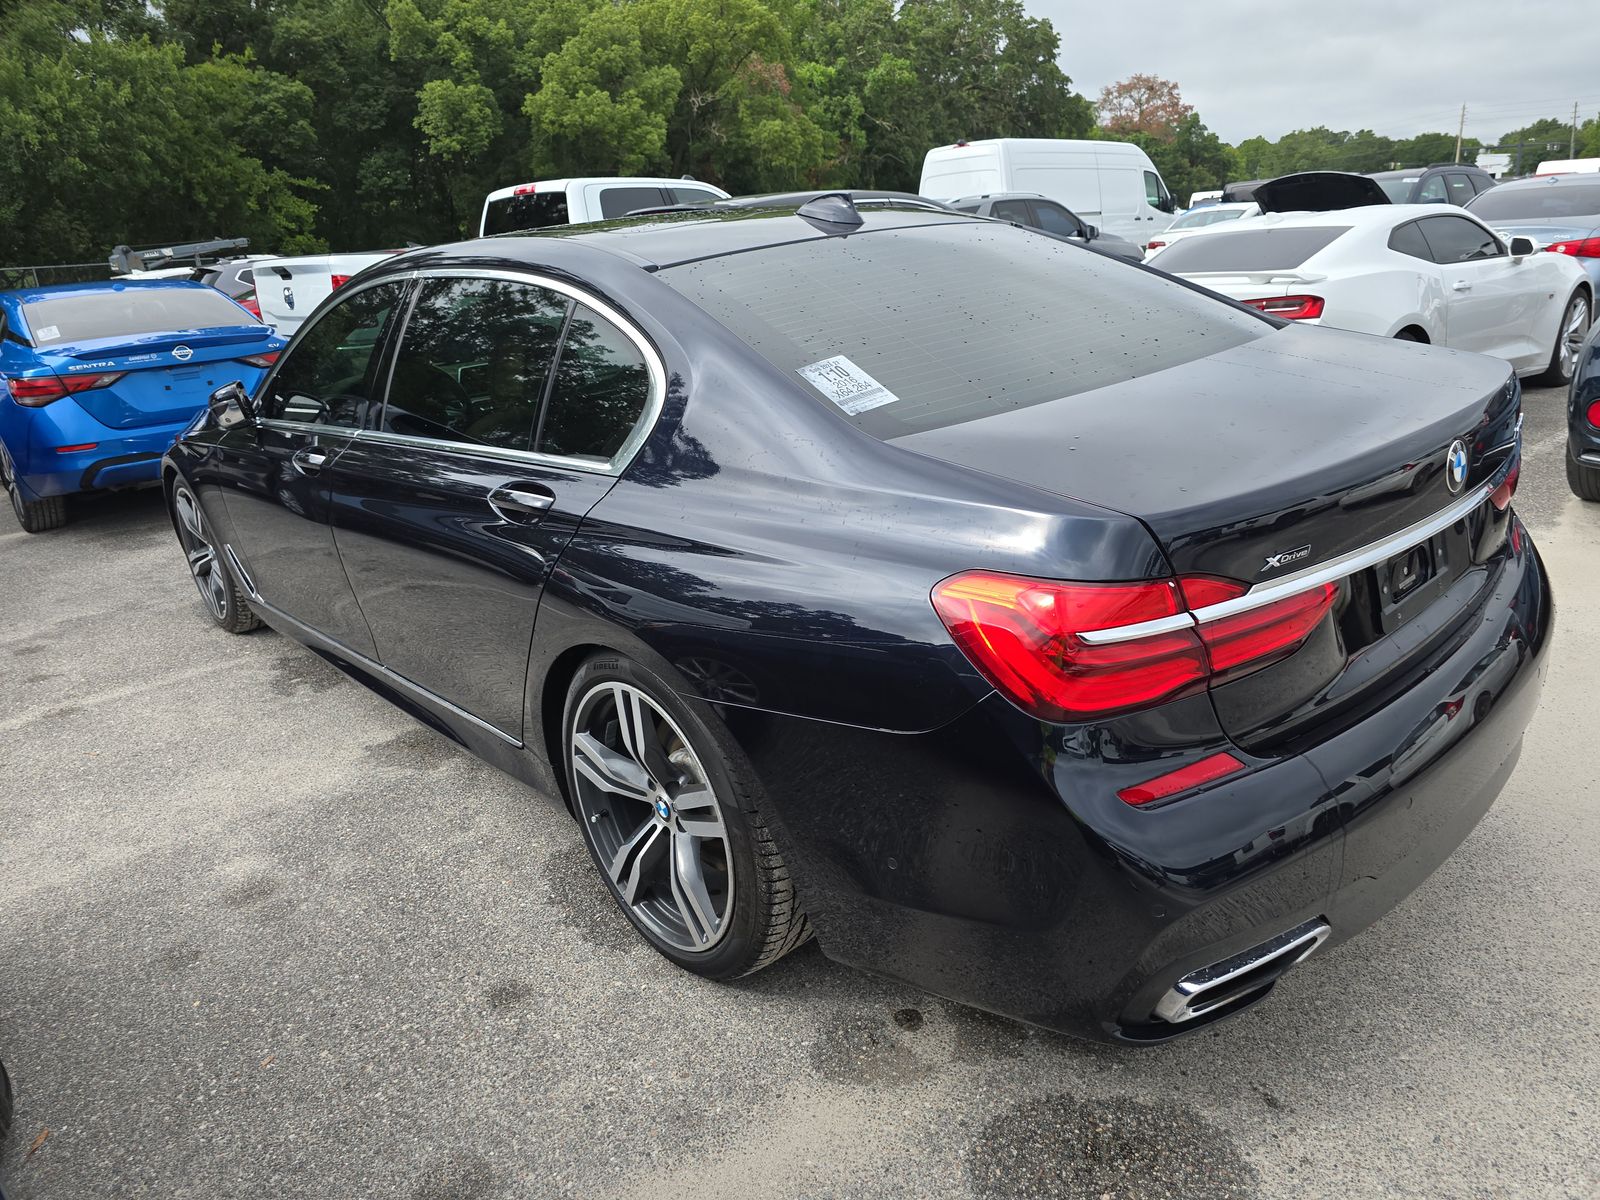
[2,278,216,304]
[1368,165,1487,179]
[482,178,726,202]
[473,202,989,271]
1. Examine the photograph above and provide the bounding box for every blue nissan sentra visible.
[0,279,284,532]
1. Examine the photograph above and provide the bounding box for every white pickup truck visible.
[252,251,397,336]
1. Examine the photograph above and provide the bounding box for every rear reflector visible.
[8,372,124,407]
[1545,236,1600,258]
[329,274,352,290]
[1118,752,1245,806]
[55,443,99,454]
[1241,295,1325,320]
[239,351,280,368]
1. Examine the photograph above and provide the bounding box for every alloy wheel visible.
[173,487,230,621]
[569,682,734,953]
[1561,294,1590,377]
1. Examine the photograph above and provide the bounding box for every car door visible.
[212,277,409,658]
[1417,214,1543,365]
[327,271,658,739]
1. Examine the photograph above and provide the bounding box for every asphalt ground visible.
[0,383,1595,1199]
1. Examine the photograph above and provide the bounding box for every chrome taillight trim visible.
[1077,482,1492,646]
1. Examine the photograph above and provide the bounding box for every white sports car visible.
[1142,201,1260,258]
[1146,176,1593,385]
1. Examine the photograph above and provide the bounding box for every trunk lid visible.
[891,324,1520,744]
[1252,171,1390,213]
[40,327,283,429]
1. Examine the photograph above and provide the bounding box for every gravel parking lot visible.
[1,383,1596,1200]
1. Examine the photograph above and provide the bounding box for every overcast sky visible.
[1034,1,1599,148]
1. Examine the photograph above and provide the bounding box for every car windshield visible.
[1173,208,1248,229]
[1467,182,1600,220]
[1374,176,1419,203]
[662,221,1267,439]
[1150,226,1350,273]
[23,287,249,345]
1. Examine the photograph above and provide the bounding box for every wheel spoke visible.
[572,732,653,803]
[670,831,719,945]
[175,492,205,540]
[187,546,215,571]
[671,786,722,838]
[610,683,677,786]
[607,817,665,906]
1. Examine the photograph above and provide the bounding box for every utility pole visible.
[1573,101,1580,159]
[1455,103,1467,163]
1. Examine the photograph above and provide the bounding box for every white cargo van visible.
[919,139,1177,246]
[479,177,730,237]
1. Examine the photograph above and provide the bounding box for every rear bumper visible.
[14,419,186,497]
[733,520,1551,1042]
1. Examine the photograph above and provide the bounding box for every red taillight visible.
[1194,583,1338,677]
[1118,752,1245,806]
[329,274,352,290]
[1545,236,1600,258]
[7,372,123,406]
[932,570,1340,723]
[1241,295,1325,320]
[55,442,99,453]
[239,351,280,368]
[1587,399,1600,429]
[1146,240,1166,251]
[239,294,261,319]
[1490,461,1520,512]
[930,573,1209,721]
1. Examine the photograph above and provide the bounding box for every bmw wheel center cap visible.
[654,798,672,821]
[1446,439,1469,494]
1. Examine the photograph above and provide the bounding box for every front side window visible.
[381,277,569,451]
[261,280,406,427]
[600,187,669,220]
[1417,216,1504,263]
[1031,202,1084,237]
[536,304,653,462]
[1143,171,1163,207]
[1446,174,1476,207]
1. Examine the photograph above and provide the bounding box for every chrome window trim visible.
[351,427,612,475]
[400,266,667,477]
[1078,483,1493,645]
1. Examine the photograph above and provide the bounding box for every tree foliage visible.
[1097,74,1192,141]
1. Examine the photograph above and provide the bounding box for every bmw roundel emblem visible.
[172,344,193,362]
[654,798,672,820]
[1445,439,1469,494]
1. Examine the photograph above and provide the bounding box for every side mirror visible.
[1083,223,1099,240]
[1508,235,1538,260]
[208,380,258,429]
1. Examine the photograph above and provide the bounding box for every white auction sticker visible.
[35,325,60,342]
[797,355,899,416]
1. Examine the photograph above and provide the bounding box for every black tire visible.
[1567,449,1600,501]
[1,442,67,533]
[170,482,261,633]
[0,1058,13,1144]
[562,652,811,979]
[1537,289,1591,387]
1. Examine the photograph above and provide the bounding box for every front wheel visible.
[563,653,811,979]
[171,482,260,633]
[1,442,66,533]
[1537,290,1591,387]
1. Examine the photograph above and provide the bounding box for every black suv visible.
[1368,164,1496,206]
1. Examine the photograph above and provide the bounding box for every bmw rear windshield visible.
[1149,227,1350,273]
[23,287,249,345]
[662,221,1268,438]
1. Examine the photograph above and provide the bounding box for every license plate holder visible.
[1373,522,1469,633]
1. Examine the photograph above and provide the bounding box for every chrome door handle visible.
[291,447,329,474]
[488,483,555,521]
[1452,281,1472,291]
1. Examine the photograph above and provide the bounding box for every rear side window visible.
[536,304,653,462]
[1468,182,1600,219]
[599,187,669,219]
[382,277,569,451]
[1417,176,1448,204]
[23,287,249,345]
[263,281,407,427]
[1388,221,1433,261]
[1417,216,1503,263]
[669,187,721,206]
[483,191,570,236]
[664,222,1266,439]
[1148,227,1350,273]
[990,200,1032,224]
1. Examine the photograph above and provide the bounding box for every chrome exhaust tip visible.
[1154,918,1331,1024]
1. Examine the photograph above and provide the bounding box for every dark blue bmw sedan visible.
[160,196,1550,1041]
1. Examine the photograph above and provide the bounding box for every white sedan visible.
[1145,204,1593,384]
[1141,201,1259,258]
